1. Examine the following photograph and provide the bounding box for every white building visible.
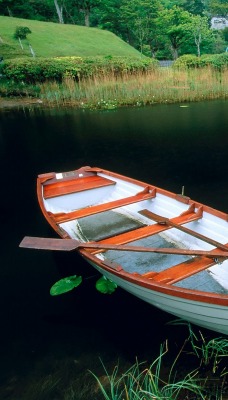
[211,16,228,30]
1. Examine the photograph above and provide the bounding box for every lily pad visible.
[95,276,117,294]
[50,275,82,296]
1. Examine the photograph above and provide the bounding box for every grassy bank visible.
[36,66,228,109]
[0,16,141,59]
[1,66,227,109]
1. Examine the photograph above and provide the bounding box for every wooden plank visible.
[139,208,228,252]
[88,210,202,254]
[43,175,116,199]
[144,256,215,284]
[53,187,156,222]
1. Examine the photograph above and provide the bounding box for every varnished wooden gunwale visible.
[85,167,228,222]
[78,247,228,305]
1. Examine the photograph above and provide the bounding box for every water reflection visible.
[0,100,228,398]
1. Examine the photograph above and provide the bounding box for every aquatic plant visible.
[169,319,228,377]
[50,275,117,295]
[187,323,228,375]
[90,343,209,399]
[38,66,228,109]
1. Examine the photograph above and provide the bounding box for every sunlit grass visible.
[0,15,140,59]
[39,67,228,109]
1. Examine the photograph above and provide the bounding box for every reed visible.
[39,67,228,109]
[90,343,211,400]
[90,323,228,400]
[186,323,228,375]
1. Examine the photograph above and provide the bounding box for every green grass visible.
[0,16,141,59]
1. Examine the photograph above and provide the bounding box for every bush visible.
[1,56,158,83]
[173,53,228,70]
[14,26,32,40]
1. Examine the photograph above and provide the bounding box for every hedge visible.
[0,56,158,83]
[173,53,228,70]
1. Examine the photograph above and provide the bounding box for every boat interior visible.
[41,170,228,294]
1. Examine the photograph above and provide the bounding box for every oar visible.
[19,236,228,259]
[139,209,228,252]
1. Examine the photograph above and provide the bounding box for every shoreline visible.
[0,97,43,109]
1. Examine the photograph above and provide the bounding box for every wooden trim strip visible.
[53,187,156,223]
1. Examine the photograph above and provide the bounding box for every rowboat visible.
[21,166,228,335]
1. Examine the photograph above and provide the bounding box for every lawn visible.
[0,16,141,59]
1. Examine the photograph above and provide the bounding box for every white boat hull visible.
[90,260,228,335]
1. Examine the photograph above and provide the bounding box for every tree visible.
[70,0,101,27]
[182,0,206,16]
[90,0,123,35]
[207,0,228,17]
[54,0,64,23]
[188,14,212,56]
[157,6,192,59]
[120,0,162,53]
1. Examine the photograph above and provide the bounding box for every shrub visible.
[173,53,228,70]
[14,26,32,40]
[1,56,158,83]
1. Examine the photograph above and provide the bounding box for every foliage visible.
[188,324,228,374]
[49,273,117,295]
[156,6,194,59]
[173,52,228,69]
[50,275,82,295]
[90,343,211,399]
[95,276,117,294]
[90,323,228,399]
[0,1,227,59]
[14,26,31,39]
[1,55,158,83]
[170,320,228,376]
[207,0,228,17]
[186,15,213,57]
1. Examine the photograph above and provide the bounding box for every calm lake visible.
[0,100,228,399]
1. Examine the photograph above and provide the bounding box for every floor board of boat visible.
[174,270,228,294]
[102,235,190,274]
[77,210,146,241]
[87,211,201,253]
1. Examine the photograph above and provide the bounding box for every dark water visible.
[0,100,228,399]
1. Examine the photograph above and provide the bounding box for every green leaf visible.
[95,276,117,294]
[50,275,82,296]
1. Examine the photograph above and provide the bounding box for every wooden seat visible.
[53,187,156,222]
[43,175,116,199]
[142,256,216,284]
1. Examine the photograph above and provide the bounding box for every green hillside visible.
[0,16,141,59]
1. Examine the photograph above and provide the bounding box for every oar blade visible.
[19,236,79,251]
